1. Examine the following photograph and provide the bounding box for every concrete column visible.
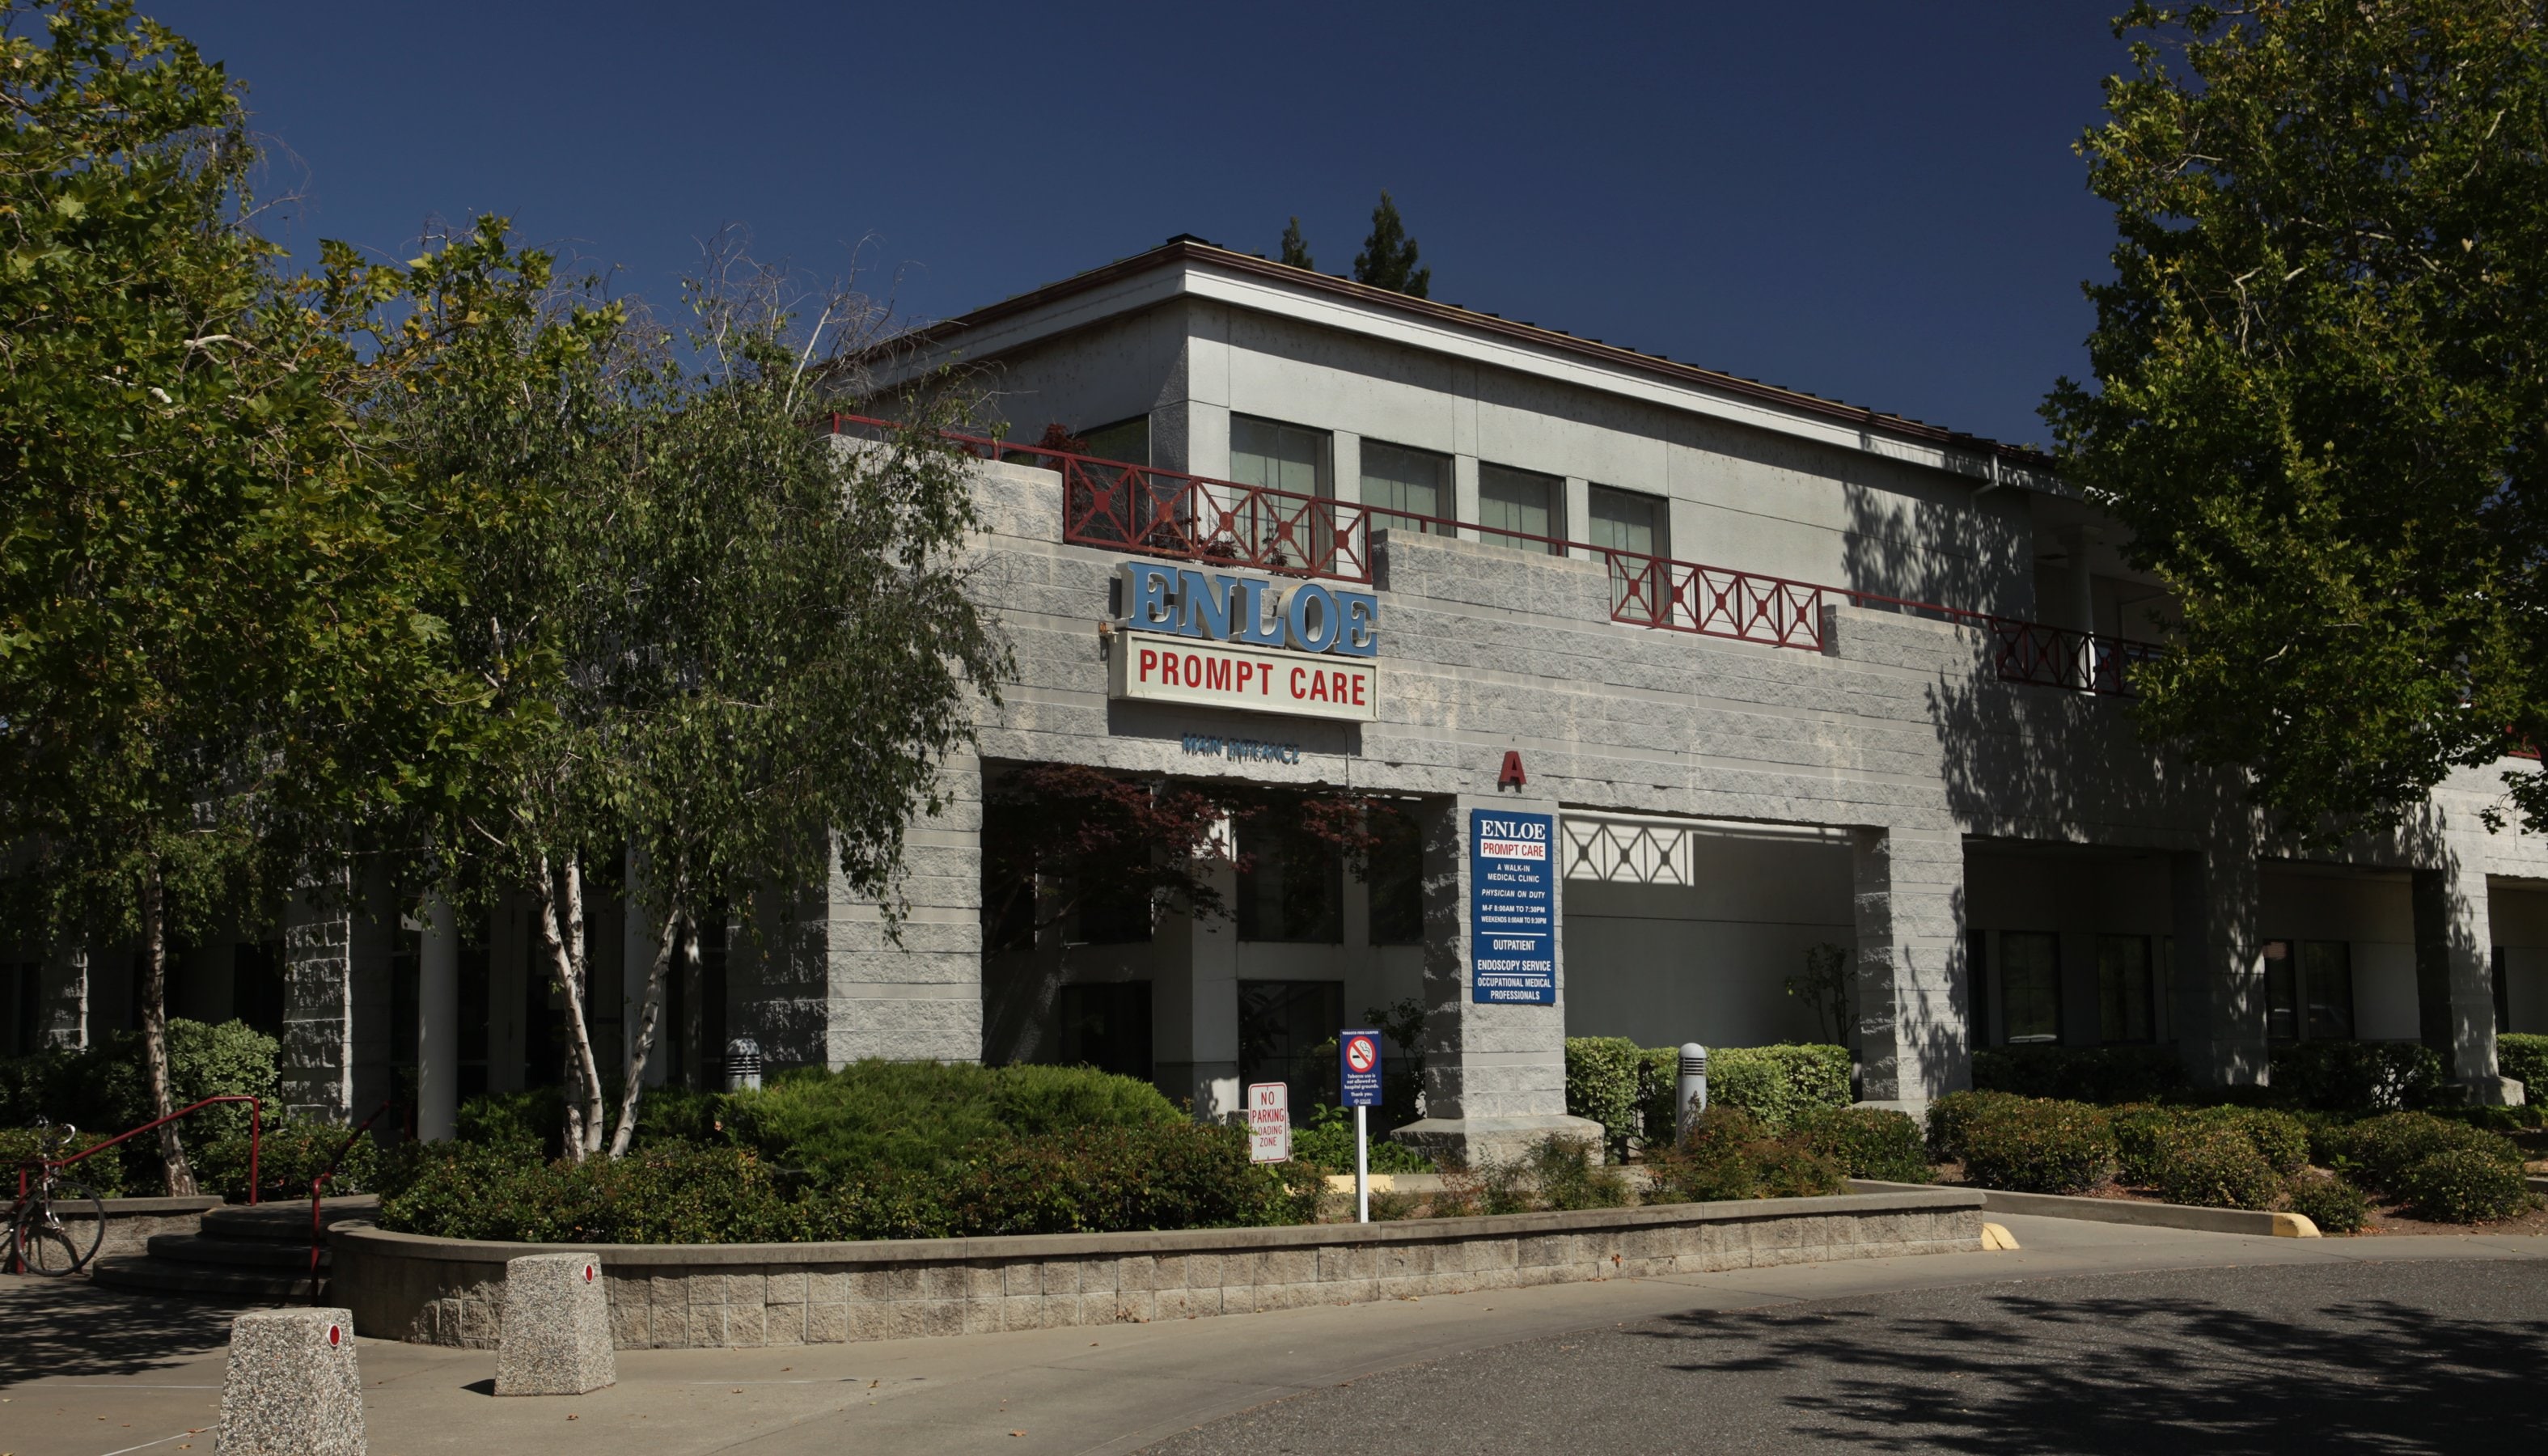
[1153,852,1240,1120]
[2170,847,2268,1087]
[1450,455,1480,541]
[281,881,354,1120]
[2413,857,2524,1104]
[1392,794,1601,1166]
[415,894,459,1142]
[1851,827,1971,1107]
[36,944,90,1051]
[1561,476,1591,557]
[1331,430,1363,506]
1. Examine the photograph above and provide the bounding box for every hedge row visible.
[1969,1040,2452,1113]
[1563,1039,1852,1158]
[2499,1034,2548,1096]
[2314,1112,2535,1222]
[0,1019,278,1193]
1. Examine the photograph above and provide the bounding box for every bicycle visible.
[10,1119,107,1276]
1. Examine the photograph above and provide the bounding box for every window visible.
[1058,981,1153,1081]
[2097,935,2155,1044]
[2000,932,2061,1043]
[1230,415,1329,497]
[1588,485,1666,557]
[3,962,34,1055]
[1365,802,1424,946]
[1479,463,1563,554]
[1237,815,1344,943]
[2263,939,2298,1042]
[1238,980,1344,1113]
[233,941,286,1038]
[2496,946,2512,1032]
[1079,415,1150,465]
[1361,440,1451,538]
[2301,940,2355,1041]
[1968,932,1991,1044]
[1073,871,1154,946]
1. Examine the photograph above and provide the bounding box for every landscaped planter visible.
[331,1187,1983,1350]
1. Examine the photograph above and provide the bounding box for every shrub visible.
[2321,1111,2522,1195]
[197,1115,381,1203]
[2283,1170,2371,1234]
[1615,1043,1852,1146]
[2395,1149,2537,1224]
[1792,1106,1929,1183]
[0,1126,128,1196]
[1972,1045,2187,1104]
[1289,1103,1434,1175]
[2270,1041,2443,1111]
[2491,1034,2548,1100]
[2149,1125,2283,1210]
[1956,1097,2114,1195]
[1563,1037,1644,1159]
[1641,1104,1846,1204]
[1520,1136,1630,1211]
[455,1088,561,1156]
[718,1060,1183,1176]
[1924,1090,2030,1163]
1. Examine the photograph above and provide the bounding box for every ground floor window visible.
[1238,816,1344,943]
[1999,932,2061,1043]
[2301,940,2355,1041]
[1059,981,1153,1081]
[1238,979,1343,1113]
[1365,802,1424,946]
[2265,939,2298,1041]
[2097,934,2155,1044]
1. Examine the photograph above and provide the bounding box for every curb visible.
[1850,1179,2319,1238]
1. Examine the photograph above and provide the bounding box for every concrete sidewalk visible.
[5,1216,2539,1456]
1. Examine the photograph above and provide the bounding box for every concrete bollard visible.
[1676,1043,1709,1141]
[494,1251,616,1395]
[215,1307,365,1456]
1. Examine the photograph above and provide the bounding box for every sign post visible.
[1338,1029,1383,1223]
[1246,1081,1291,1165]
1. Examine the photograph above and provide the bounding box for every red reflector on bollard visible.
[584,1265,594,1281]
[328,1324,341,1346]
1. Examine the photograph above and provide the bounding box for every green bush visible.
[2149,1125,2283,1210]
[196,1115,381,1203]
[2496,1034,2548,1098]
[2270,1041,2443,1111]
[1706,1045,1852,1132]
[2320,1111,2523,1195]
[0,1126,128,1196]
[2283,1170,2371,1234]
[2395,1149,2537,1224]
[1956,1097,2114,1195]
[455,1088,561,1156]
[1289,1103,1434,1175]
[717,1060,1183,1176]
[1792,1106,1929,1183]
[1972,1045,2188,1104]
[1924,1090,2030,1163]
[2118,1106,2309,1185]
[0,1019,279,1191]
[1563,1037,1644,1159]
[1517,1136,1630,1211]
[1641,1104,1846,1204]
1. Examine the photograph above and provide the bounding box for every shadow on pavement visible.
[0,1276,259,1383]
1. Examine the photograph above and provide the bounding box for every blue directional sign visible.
[1469,809,1556,1004]
[1339,1028,1383,1108]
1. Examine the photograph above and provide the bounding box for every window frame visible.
[1998,930,2063,1045]
[1229,414,1332,500]
[1586,483,1670,559]
[1477,462,1564,554]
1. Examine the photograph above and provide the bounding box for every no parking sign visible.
[1339,1029,1382,1109]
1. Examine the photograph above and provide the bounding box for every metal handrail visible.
[11,1094,264,1207]
[307,1099,396,1302]
[827,411,2168,696]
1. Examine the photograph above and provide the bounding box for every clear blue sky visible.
[150,1,2129,448]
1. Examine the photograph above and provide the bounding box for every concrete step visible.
[145,1231,327,1271]
[90,1254,316,1302]
[199,1196,379,1245]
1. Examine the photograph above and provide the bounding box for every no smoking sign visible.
[1339,1029,1382,1108]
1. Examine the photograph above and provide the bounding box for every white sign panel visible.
[1110,635,1378,722]
[1246,1081,1291,1163]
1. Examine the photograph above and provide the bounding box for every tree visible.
[1352,192,1430,298]
[0,1,492,1191]
[2043,2,2548,841]
[399,240,1010,1160]
[1279,216,1314,269]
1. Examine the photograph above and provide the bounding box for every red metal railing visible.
[11,1094,263,1209]
[307,1099,396,1301]
[827,412,2165,696]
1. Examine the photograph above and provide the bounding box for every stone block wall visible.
[333,1190,1981,1351]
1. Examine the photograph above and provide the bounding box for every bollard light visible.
[1677,1042,1708,1141]
[725,1037,764,1092]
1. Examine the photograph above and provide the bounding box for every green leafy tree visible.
[1279,215,1314,269]
[0,1,495,1191]
[2044,2,2548,840]
[1352,191,1430,298]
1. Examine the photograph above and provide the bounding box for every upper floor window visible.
[1361,440,1452,538]
[1231,415,1330,498]
[1080,416,1150,465]
[1588,485,1667,559]
[1479,463,1563,554]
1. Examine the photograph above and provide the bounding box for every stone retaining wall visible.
[332,1188,1981,1350]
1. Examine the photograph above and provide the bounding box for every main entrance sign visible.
[1109,561,1380,722]
[1471,809,1555,1004]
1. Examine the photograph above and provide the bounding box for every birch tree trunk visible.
[532,852,610,1162]
[606,902,686,1159]
[139,861,197,1196]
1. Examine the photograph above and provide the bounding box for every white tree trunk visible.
[532,852,610,1162]
[606,902,687,1159]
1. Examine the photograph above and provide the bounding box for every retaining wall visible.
[332,1188,1982,1350]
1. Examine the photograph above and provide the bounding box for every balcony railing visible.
[827,413,2164,696]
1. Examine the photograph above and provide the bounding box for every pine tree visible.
[1279,216,1314,270]
[1352,192,1429,298]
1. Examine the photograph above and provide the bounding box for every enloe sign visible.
[1111,637,1378,722]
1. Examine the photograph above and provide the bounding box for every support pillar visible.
[1851,827,1970,1109]
[415,893,459,1142]
[1391,794,1601,1166]
[2414,857,2525,1106]
[1153,849,1240,1120]
[281,881,355,1121]
[2170,847,2267,1088]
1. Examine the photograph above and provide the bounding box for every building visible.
[6,238,2536,1154]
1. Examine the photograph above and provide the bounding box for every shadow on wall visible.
[1840,474,2028,616]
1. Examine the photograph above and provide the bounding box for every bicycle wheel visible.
[15,1183,105,1275]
